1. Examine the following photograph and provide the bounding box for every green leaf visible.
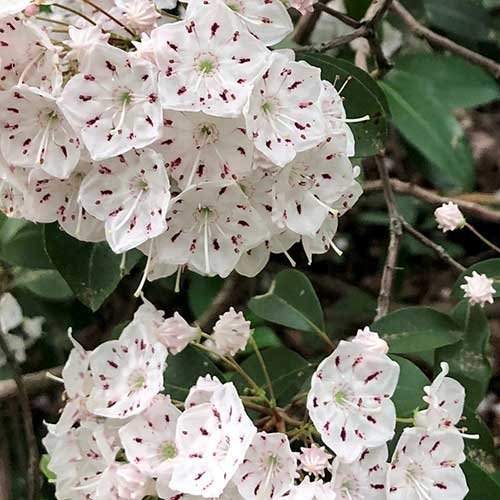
[233,347,314,406]
[462,459,500,499]
[436,301,491,409]
[249,270,325,334]
[0,222,52,269]
[423,0,494,42]
[452,258,500,299]
[462,406,498,474]
[344,0,371,18]
[43,224,140,311]
[371,307,462,353]
[379,80,474,191]
[390,54,500,110]
[188,273,224,318]
[163,345,224,401]
[13,269,73,301]
[390,355,429,417]
[241,327,282,356]
[298,54,390,157]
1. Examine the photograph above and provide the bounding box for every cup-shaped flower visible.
[79,148,171,253]
[87,319,168,418]
[434,202,465,233]
[59,44,162,161]
[307,334,400,463]
[387,428,468,500]
[460,271,496,308]
[211,307,251,356]
[245,51,326,167]
[234,432,297,499]
[151,1,269,118]
[0,85,81,179]
[170,382,256,497]
[152,111,254,189]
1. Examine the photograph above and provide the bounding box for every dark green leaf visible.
[298,54,390,157]
[423,0,494,42]
[1,223,52,269]
[452,259,500,299]
[249,270,325,334]
[163,345,224,401]
[390,355,429,417]
[234,347,314,406]
[436,302,491,409]
[240,327,282,356]
[390,54,500,110]
[462,406,498,474]
[13,269,73,301]
[43,224,141,311]
[344,0,371,18]
[188,273,223,318]
[379,80,474,191]
[462,459,500,499]
[371,307,462,353]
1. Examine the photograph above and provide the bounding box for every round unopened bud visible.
[434,202,465,232]
[460,271,496,307]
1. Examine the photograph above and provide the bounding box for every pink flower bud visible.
[434,202,465,232]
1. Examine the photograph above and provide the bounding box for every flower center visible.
[262,102,273,114]
[120,90,132,105]
[129,369,146,390]
[196,54,218,76]
[161,441,177,460]
[194,122,219,145]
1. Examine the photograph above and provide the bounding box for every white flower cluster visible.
[0,0,362,284]
[0,292,44,366]
[44,302,470,500]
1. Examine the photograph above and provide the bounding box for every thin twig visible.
[0,334,39,500]
[400,219,466,272]
[80,0,136,37]
[363,179,500,223]
[313,3,361,29]
[375,157,403,320]
[249,336,275,405]
[293,6,323,45]
[465,223,500,254]
[0,366,62,401]
[52,2,96,25]
[391,0,500,79]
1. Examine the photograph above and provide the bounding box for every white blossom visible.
[211,307,251,356]
[434,202,465,233]
[460,271,496,307]
[297,444,331,478]
[158,312,199,354]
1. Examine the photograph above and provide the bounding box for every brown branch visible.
[391,1,500,79]
[293,7,324,45]
[313,3,361,29]
[0,366,62,401]
[80,0,136,37]
[0,335,40,500]
[363,179,500,223]
[400,220,466,272]
[375,157,403,320]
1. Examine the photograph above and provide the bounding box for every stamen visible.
[120,251,127,276]
[203,208,211,275]
[134,239,154,297]
[337,76,352,95]
[175,265,182,293]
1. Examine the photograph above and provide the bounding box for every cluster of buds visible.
[44,306,470,500]
[0,0,362,289]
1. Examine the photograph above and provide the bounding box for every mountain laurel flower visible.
[387,428,468,500]
[0,0,32,17]
[351,326,389,354]
[460,271,496,307]
[87,319,168,418]
[434,202,465,232]
[234,432,297,499]
[59,44,162,161]
[79,148,170,254]
[65,25,110,63]
[184,374,224,408]
[297,444,332,477]
[157,312,199,354]
[331,445,388,500]
[0,292,23,333]
[415,362,466,432]
[170,382,256,497]
[211,307,251,356]
[307,333,400,463]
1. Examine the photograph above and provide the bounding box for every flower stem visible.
[465,222,500,254]
[52,2,97,26]
[80,0,136,37]
[396,416,415,424]
[249,335,275,406]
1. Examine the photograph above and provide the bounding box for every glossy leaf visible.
[380,80,475,191]
[299,53,390,157]
[462,459,500,499]
[249,270,325,334]
[188,273,224,318]
[371,307,462,353]
[163,345,224,401]
[436,301,491,409]
[43,224,141,311]
[13,269,73,301]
